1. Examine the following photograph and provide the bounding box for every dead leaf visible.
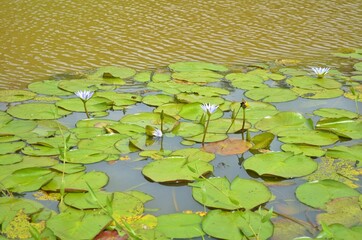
[203,138,252,155]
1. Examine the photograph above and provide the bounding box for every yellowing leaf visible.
[203,138,252,155]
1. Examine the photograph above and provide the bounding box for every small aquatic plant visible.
[201,103,219,146]
[311,67,330,78]
[75,90,94,118]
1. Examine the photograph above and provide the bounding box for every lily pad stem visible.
[202,112,211,146]
[82,100,90,119]
[226,104,242,133]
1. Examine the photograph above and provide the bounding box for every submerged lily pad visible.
[0,90,36,102]
[295,179,360,209]
[7,103,71,119]
[243,151,317,178]
[190,177,271,210]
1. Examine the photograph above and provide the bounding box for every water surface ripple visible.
[0,0,361,89]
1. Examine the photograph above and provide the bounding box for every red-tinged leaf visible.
[203,138,252,155]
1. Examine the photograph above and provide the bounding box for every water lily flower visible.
[75,90,94,119]
[75,90,94,101]
[152,128,163,138]
[201,103,219,115]
[311,67,330,78]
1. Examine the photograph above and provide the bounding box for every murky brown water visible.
[0,0,361,89]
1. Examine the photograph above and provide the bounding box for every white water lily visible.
[311,67,330,78]
[152,128,163,138]
[201,103,219,115]
[75,90,94,101]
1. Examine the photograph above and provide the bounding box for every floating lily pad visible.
[0,154,23,165]
[47,211,111,240]
[316,117,362,139]
[61,149,108,164]
[172,122,204,138]
[255,111,310,134]
[190,86,229,97]
[56,97,112,113]
[147,81,195,94]
[169,61,228,72]
[7,103,71,120]
[292,87,344,99]
[78,134,129,155]
[190,177,271,210]
[42,171,109,192]
[281,144,325,157]
[245,88,298,102]
[89,66,136,79]
[316,196,362,227]
[142,94,174,106]
[178,102,223,121]
[172,70,223,83]
[0,90,36,102]
[226,73,267,90]
[313,108,359,119]
[0,167,56,193]
[208,118,251,133]
[58,79,102,92]
[0,141,25,154]
[295,179,360,209]
[51,163,85,174]
[243,151,317,178]
[203,138,252,155]
[120,112,178,131]
[95,91,141,106]
[185,132,228,143]
[278,130,339,146]
[325,144,362,164]
[155,213,204,239]
[142,156,213,183]
[287,76,342,90]
[237,101,278,126]
[28,80,72,96]
[134,71,152,82]
[202,209,273,240]
[333,48,362,59]
[154,103,184,118]
[170,148,215,162]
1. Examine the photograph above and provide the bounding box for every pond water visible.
[1,0,362,89]
[0,1,361,239]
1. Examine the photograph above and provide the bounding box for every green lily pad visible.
[142,156,213,183]
[89,66,136,79]
[172,70,223,83]
[169,61,228,72]
[353,62,362,71]
[61,149,108,164]
[236,101,278,126]
[202,209,273,240]
[333,48,362,59]
[190,177,271,210]
[42,171,109,192]
[0,141,25,154]
[0,167,56,193]
[170,148,215,162]
[208,118,251,133]
[292,87,344,99]
[78,134,129,155]
[51,163,85,174]
[178,102,223,121]
[325,144,362,164]
[58,79,102,92]
[243,151,317,178]
[317,223,362,240]
[28,80,72,96]
[176,93,225,105]
[0,90,36,102]
[185,132,228,143]
[172,122,204,138]
[287,76,342,90]
[154,213,203,239]
[255,111,310,135]
[147,81,195,94]
[120,112,177,131]
[278,130,339,146]
[295,179,360,209]
[133,71,152,82]
[95,91,141,106]
[0,154,23,165]
[281,144,325,157]
[245,88,298,102]
[142,94,174,106]
[154,103,184,118]
[0,156,58,182]
[226,73,267,90]
[7,103,71,120]
[47,211,111,240]
[190,86,229,97]
[316,117,362,139]
[0,197,44,231]
[316,196,362,227]
[56,97,112,113]
[313,108,359,119]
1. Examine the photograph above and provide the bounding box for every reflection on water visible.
[0,0,361,89]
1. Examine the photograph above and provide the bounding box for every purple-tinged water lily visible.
[75,90,94,101]
[152,128,163,138]
[75,90,94,119]
[201,103,219,115]
[311,67,330,78]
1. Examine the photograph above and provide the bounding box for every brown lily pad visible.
[203,138,252,155]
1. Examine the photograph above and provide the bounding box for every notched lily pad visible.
[245,88,298,102]
[0,90,36,102]
[7,103,71,119]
